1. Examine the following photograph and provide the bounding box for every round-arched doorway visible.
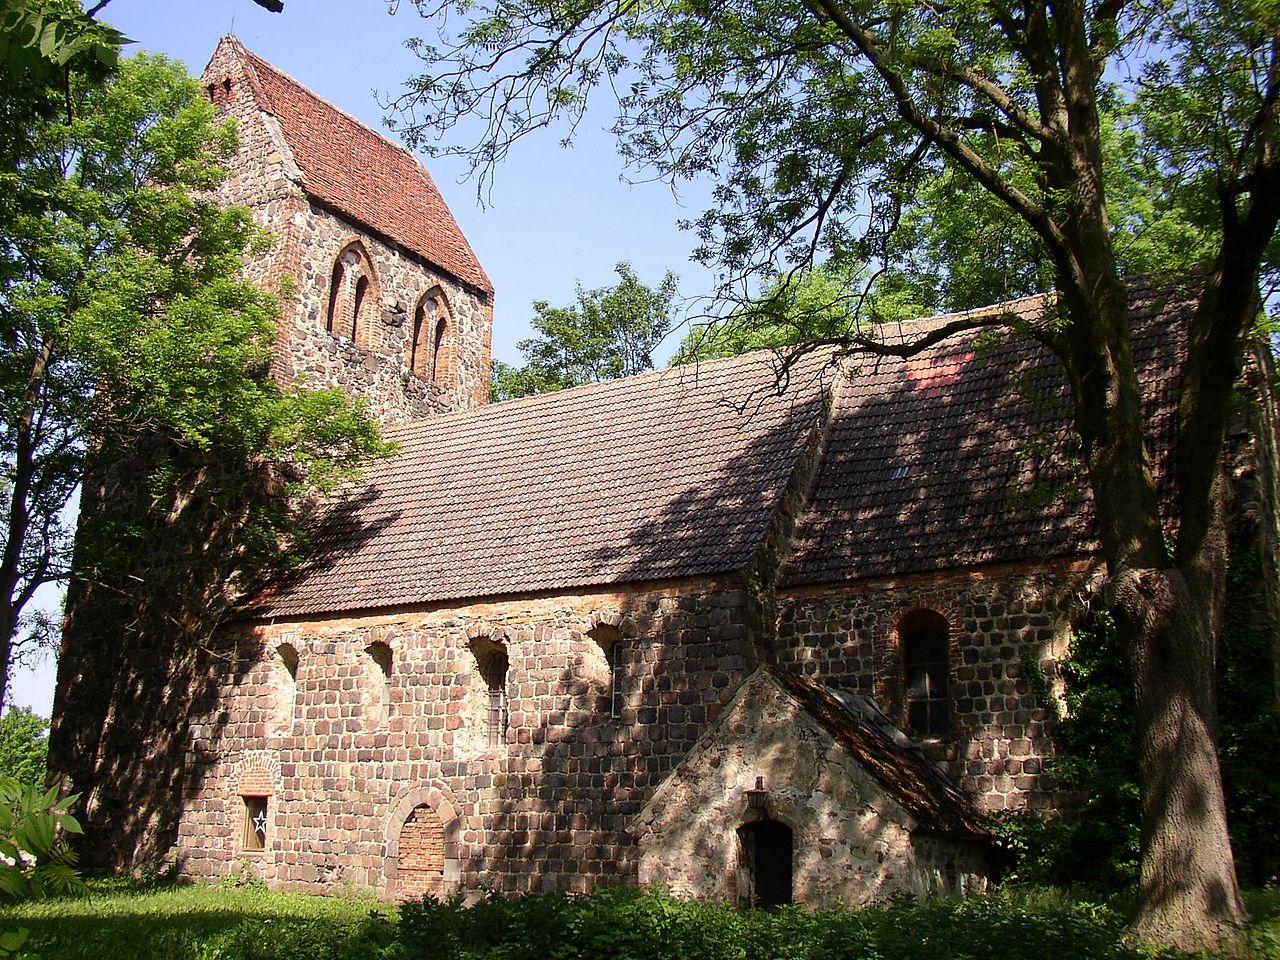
[396,803,446,900]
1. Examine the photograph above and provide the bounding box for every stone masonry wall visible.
[174,578,757,896]
[632,670,989,906]
[775,559,1095,812]
[201,42,492,425]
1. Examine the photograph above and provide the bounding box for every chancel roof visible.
[779,283,1186,588]
[250,282,1190,619]
[214,38,492,295]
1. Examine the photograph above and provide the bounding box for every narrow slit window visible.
[479,648,508,747]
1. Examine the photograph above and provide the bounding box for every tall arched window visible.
[408,288,452,386]
[588,625,625,719]
[324,242,378,347]
[900,609,951,737]
[274,641,299,732]
[325,260,345,334]
[471,639,508,748]
[352,275,370,343]
[365,641,393,727]
[431,316,448,385]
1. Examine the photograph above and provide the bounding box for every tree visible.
[0,708,46,788]
[391,0,1278,948]
[0,47,389,712]
[491,262,678,400]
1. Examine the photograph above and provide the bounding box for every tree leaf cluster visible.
[491,261,678,400]
[0,47,392,709]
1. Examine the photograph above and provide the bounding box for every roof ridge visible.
[384,346,836,441]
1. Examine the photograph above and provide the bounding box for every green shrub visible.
[397,886,1150,960]
[0,711,48,790]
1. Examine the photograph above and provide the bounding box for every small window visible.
[366,641,393,725]
[408,297,434,375]
[481,650,508,747]
[242,796,268,852]
[900,610,950,737]
[589,625,625,719]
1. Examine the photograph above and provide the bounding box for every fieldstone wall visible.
[173,578,758,895]
[775,560,1093,812]
[631,670,989,905]
[201,40,493,425]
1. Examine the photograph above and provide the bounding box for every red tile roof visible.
[253,351,835,617]
[779,283,1188,587]
[225,38,492,295]
[249,282,1190,618]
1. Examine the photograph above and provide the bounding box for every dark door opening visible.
[738,818,793,908]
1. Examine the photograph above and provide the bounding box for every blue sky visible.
[9,0,719,716]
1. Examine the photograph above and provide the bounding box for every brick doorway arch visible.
[397,804,446,900]
[384,784,460,901]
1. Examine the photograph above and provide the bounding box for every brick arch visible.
[383,783,461,899]
[407,285,454,387]
[325,238,380,350]
[229,751,281,796]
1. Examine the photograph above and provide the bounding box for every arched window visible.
[326,259,345,334]
[408,288,452,386]
[324,242,377,347]
[274,642,299,731]
[588,625,625,719]
[365,641,393,727]
[900,609,951,737]
[352,275,371,343]
[408,293,442,377]
[431,316,448,385]
[471,639,508,748]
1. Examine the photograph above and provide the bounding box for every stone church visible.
[47,38,1272,906]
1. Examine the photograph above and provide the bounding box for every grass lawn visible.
[0,879,400,960]
[0,880,1276,959]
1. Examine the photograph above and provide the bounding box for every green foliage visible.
[1217,529,1280,887]
[671,263,929,364]
[398,886,1150,960]
[491,263,677,401]
[0,48,392,702]
[0,880,399,960]
[0,711,47,789]
[991,614,1141,889]
[5,880,1280,960]
[995,546,1280,891]
[0,778,83,904]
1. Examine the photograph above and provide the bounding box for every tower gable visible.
[200,37,493,424]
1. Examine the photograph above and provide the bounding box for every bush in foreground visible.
[399,885,1149,960]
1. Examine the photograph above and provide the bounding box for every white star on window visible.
[252,809,268,842]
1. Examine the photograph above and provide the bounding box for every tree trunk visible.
[1114,564,1245,951]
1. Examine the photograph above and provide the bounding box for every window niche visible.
[469,638,509,749]
[365,640,393,728]
[407,288,451,387]
[242,795,269,853]
[324,241,378,349]
[588,625,625,719]
[899,609,951,738]
[273,641,300,733]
